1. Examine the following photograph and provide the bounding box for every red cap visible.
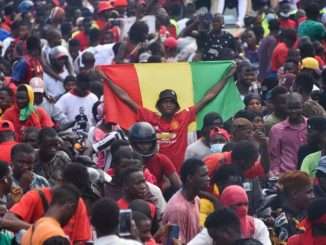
[112,0,128,7]
[97,1,114,13]
[164,37,177,49]
[0,120,15,132]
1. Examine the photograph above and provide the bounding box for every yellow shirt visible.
[21,217,68,245]
[199,185,220,225]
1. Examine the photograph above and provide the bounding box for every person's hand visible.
[254,129,268,146]
[153,224,171,240]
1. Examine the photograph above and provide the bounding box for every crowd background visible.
[0,0,325,244]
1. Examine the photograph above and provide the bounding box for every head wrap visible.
[17,84,35,121]
[220,185,255,238]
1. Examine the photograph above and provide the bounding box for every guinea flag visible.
[101,61,244,130]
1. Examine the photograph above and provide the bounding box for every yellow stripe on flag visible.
[135,63,196,130]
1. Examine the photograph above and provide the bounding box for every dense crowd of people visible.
[0,0,325,244]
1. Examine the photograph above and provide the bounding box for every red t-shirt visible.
[24,55,43,84]
[117,197,156,218]
[145,153,176,188]
[271,42,289,72]
[280,19,297,30]
[72,31,89,50]
[203,151,265,179]
[0,141,17,164]
[107,168,157,185]
[10,188,91,243]
[2,106,54,141]
[137,106,196,172]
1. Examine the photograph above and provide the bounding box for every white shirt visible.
[1,37,14,57]
[43,69,69,99]
[79,43,115,66]
[55,91,98,126]
[38,98,69,125]
[94,235,141,245]
[187,218,271,245]
[184,139,212,160]
[147,181,167,215]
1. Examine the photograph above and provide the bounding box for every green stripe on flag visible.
[190,61,244,130]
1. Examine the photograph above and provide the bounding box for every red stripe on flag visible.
[102,64,142,129]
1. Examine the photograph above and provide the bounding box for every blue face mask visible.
[210,143,225,153]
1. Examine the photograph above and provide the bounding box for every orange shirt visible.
[2,106,54,141]
[21,217,68,245]
[10,188,91,243]
[203,151,265,179]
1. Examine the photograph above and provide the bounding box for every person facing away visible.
[11,36,43,85]
[300,120,326,177]
[297,116,326,169]
[313,156,326,198]
[98,64,236,171]
[21,184,80,245]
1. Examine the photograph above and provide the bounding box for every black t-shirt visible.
[202,30,237,61]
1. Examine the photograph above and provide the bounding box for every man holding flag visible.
[98,65,236,171]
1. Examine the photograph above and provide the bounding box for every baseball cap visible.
[30,77,45,93]
[155,89,180,109]
[301,57,320,70]
[308,117,326,132]
[0,120,14,132]
[316,156,326,174]
[97,1,114,13]
[164,37,177,49]
[49,46,69,59]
